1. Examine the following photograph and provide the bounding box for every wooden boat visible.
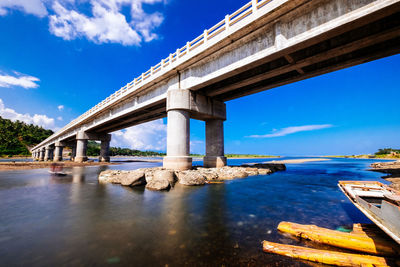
[338,181,400,245]
[262,240,398,267]
[278,221,400,256]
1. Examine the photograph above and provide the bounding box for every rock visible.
[153,170,176,186]
[120,170,145,186]
[98,170,123,184]
[146,179,170,191]
[197,168,219,180]
[217,167,248,180]
[178,170,206,185]
[244,167,259,176]
[242,163,286,172]
[144,167,162,183]
[257,168,272,175]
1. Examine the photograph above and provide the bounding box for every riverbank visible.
[0,161,116,171]
[325,155,400,160]
[264,158,330,164]
[369,160,400,190]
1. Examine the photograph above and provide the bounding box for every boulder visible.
[146,179,170,191]
[153,170,176,186]
[257,168,272,175]
[244,167,259,176]
[120,170,145,186]
[98,170,123,184]
[178,170,206,185]
[197,168,219,180]
[217,167,248,180]
[144,167,162,183]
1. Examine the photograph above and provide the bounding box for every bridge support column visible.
[39,148,45,161]
[54,141,65,162]
[163,109,192,170]
[204,119,227,168]
[99,136,111,162]
[44,146,53,161]
[75,139,88,163]
[69,145,76,161]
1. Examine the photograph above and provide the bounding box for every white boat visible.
[338,181,400,245]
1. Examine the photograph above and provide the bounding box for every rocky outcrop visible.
[146,179,170,191]
[120,170,145,186]
[369,161,400,190]
[177,170,206,185]
[98,163,286,191]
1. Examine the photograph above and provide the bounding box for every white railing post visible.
[186,41,190,52]
[252,0,258,14]
[142,73,145,80]
[176,48,180,59]
[204,29,208,43]
[225,14,230,30]
[151,66,154,75]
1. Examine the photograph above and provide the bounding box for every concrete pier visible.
[163,109,192,170]
[75,139,88,163]
[99,138,111,162]
[70,145,76,162]
[39,148,45,161]
[44,146,53,161]
[204,120,227,168]
[54,141,65,162]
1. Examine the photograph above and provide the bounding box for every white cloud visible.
[0,0,165,46]
[0,0,48,17]
[111,119,167,151]
[57,105,64,111]
[0,72,40,89]
[0,98,56,130]
[248,124,333,138]
[57,116,63,121]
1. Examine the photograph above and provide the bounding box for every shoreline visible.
[263,158,331,164]
[0,161,116,171]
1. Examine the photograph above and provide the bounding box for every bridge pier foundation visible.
[163,109,192,170]
[204,119,226,168]
[75,139,88,163]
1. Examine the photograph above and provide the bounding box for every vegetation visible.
[0,116,53,157]
[86,141,165,157]
[375,148,400,155]
[326,148,400,159]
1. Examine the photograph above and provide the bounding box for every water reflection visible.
[0,158,390,266]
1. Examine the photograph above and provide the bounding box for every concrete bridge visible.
[31,0,400,170]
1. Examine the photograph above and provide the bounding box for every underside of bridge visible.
[197,10,400,101]
[32,0,400,170]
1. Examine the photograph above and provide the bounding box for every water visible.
[0,158,392,266]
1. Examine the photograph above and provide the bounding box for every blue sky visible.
[0,0,399,156]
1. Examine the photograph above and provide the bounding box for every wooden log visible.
[278,222,400,256]
[262,240,397,267]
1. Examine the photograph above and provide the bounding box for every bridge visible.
[31,0,400,170]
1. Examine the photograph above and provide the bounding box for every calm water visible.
[0,157,391,266]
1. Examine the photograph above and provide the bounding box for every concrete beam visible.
[167,89,226,120]
[76,131,111,141]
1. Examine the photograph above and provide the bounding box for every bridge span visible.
[32,0,400,170]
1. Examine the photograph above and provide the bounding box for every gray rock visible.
[153,170,176,186]
[178,170,206,185]
[98,170,123,184]
[146,179,170,191]
[244,167,259,176]
[120,170,145,186]
[217,167,248,180]
[257,168,272,175]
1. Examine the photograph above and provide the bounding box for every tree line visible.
[0,116,53,156]
[86,141,165,157]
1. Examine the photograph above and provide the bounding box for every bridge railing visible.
[33,0,274,150]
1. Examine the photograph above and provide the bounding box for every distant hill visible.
[0,116,54,157]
